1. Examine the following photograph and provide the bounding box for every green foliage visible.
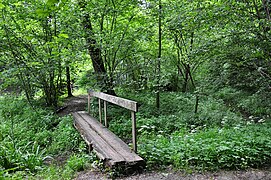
[238,93,271,116]
[32,165,74,180]
[77,70,102,90]
[66,153,91,171]
[0,142,43,173]
[109,92,244,139]
[0,0,271,176]
[215,87,271,117]
[3,165,74,180]
[103,91,271,171]
[0,0,85,107]
[0,96,87,177]
[47,116,82,154]
[202,0,271,102]
[139,123,271,170]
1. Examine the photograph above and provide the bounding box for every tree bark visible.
[156,0,162,109]
[79,0,116,95]
[66,66,73,97]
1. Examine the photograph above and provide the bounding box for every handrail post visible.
[131,111,137,153]
[88,93,91,114]
[104,101,108,127]
[98,99,102,123]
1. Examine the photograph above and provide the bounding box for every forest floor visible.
[57,95,88,116]
[75,168,271,180]
[58,95,271,180]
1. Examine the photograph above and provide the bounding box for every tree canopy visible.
[0,0,270,107]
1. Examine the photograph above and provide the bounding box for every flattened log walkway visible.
[72,91,145,168]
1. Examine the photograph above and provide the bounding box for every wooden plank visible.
[77,111,144,163]
[88,90,138,112]
[73,112,126,166]
[72,112,126,166]
[78,111,142,162]
[73,121,93,152]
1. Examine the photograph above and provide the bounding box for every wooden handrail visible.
[87,90,138,153]
[88,90,138,112]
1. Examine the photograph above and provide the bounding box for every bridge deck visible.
[72,111,145,167]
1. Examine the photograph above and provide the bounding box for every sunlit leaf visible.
[36,9,49,17]
[58,33,69,38]
[47,0,59,6]
[0,3,5,9]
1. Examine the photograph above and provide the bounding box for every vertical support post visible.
[104,101,108,127]
[88,93,91,114]
[98,99,102,123]
[131,111,137,153]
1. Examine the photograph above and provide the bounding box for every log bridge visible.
[72,90,145,168]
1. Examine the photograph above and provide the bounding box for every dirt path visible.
[75,168,271,180]
[58,95,271,180]
[57,95,88,116]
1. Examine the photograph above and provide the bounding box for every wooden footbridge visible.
[72,90,145,168]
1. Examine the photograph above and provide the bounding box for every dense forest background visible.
[1,0,271,179]
[1,0,270,107]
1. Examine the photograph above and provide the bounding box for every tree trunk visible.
[156,0,162,109]
[79,1,116,95]
[182,65,189,92]
[66,66,73,97]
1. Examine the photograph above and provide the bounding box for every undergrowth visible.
[1,89,271,178]
[108,92,244,139]
[215,87,271,118]
[0,96,97,179]
[103,91,271,171]
[139,123,271,170]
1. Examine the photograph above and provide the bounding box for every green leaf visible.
[58,33,69,38]
[47,0,59,6]
[13,2,22,6]
[0,3,5,9]
[36,9,49,17]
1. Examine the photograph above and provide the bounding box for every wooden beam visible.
[88,90,138,112]
[98,99,102,123]
[72,111,145,167]
[131,111,137,153]
[88,94,91,114]
[104,101,108,128]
